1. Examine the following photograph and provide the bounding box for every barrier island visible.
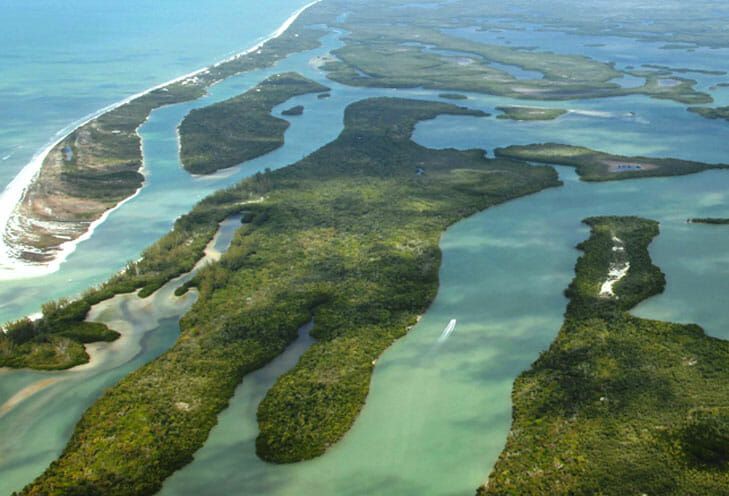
[481,216,729,495]
[4,7,326,264]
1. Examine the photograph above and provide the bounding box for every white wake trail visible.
[438,319,457,343]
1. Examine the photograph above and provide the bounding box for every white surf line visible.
[438,318,457,343]
[599,236,629,298]
[566,109,617,118]
[567,109,646,123]
[0,0,321,279]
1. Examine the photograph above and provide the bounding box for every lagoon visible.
[2,4,729,495]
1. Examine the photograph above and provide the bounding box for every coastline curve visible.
[0,0,321,282]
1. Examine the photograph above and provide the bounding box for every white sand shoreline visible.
[0,0,321,281]
[599,235,629,297]
[73,213,244,372]
[0,214,242,415]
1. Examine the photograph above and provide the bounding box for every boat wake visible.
[437,319,457,343]
[568,109,649,124]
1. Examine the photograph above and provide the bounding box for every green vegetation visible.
[495,143,728,181]
[689,218,729,225]
[480,216,729,495]
[19,98,560,494]
[0,299,118,370]
[496,106,567,121]
[312,9,711,105]
[55,85,202,203]
[179,73,328,174]
[281,105,305,116]
[1,177,251,370]
[689,106,729,122]
[404,0,729,49]
[13,22,327,259]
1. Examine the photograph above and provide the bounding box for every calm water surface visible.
[1,6,729,496]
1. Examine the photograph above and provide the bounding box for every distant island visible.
[689,217,729,225]
[496,106,567,121]
[495,143,728,181]
[689,106,729,121]
[439,93,469,100]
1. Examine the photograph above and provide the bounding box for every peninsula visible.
[481,217,729,495]
[494,143,728,181]
[179,72,328,174]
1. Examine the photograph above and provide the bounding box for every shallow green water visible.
[155,166,729,496]
[0,318,181,494]
[2,9,729,496]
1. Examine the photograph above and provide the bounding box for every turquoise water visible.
[153,139,729,496]
[0,26,405,494]
[1,4,729,496]
[0,0,313,188]
[445,25,729,100]
[0,318,181,494]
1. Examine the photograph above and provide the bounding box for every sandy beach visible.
[0,0,320,281]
